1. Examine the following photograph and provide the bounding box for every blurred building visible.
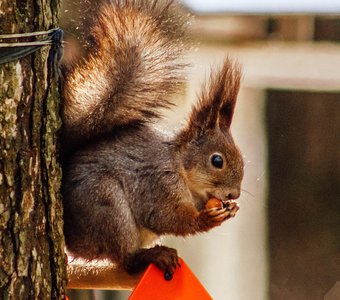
[172,4,340,300]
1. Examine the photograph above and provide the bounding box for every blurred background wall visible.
[62,1,340,299]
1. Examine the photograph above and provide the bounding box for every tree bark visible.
[0,0,66,299]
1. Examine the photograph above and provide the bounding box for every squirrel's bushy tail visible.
[62,0,188,143]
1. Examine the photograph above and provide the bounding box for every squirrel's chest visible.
[138,227,159,248]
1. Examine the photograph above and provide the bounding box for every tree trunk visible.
[0,0,66,299]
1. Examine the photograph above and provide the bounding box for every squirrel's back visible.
[62,0,188,145]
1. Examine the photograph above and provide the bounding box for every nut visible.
[205,198,223,210]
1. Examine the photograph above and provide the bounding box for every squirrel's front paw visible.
[198,201,239,231]
[225,200,239,218]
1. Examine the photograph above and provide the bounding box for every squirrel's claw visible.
[124,245,180,276]
[146,246,180,281]
[225,201,240,218]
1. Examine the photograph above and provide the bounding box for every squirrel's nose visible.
[227,188,241,200]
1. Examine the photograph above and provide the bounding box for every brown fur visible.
[62,0,188,145]
[62,0,244,277]
[177,58,242,144]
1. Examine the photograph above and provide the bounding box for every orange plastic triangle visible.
[129,258,213,300]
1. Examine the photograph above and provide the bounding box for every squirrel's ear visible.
[177,58,241,144]
[192,58,241,131]
[210,58,241,131]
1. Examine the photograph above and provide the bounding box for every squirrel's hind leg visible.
[63,174,141,263]
[123,245,180,279]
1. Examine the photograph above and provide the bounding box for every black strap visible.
[0,28,63,65]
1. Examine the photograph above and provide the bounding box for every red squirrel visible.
[61,0,244,278]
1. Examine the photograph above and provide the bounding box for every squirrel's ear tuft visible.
[203,58,242,131]
[175,58,241,145]
[192,58,241,131]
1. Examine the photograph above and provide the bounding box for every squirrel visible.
[61,0,244,278]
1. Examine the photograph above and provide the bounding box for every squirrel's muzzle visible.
[226,188,241,200]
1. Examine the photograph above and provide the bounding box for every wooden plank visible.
[67,259,142,290]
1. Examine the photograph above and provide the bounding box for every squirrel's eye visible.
[211,154,224,169]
